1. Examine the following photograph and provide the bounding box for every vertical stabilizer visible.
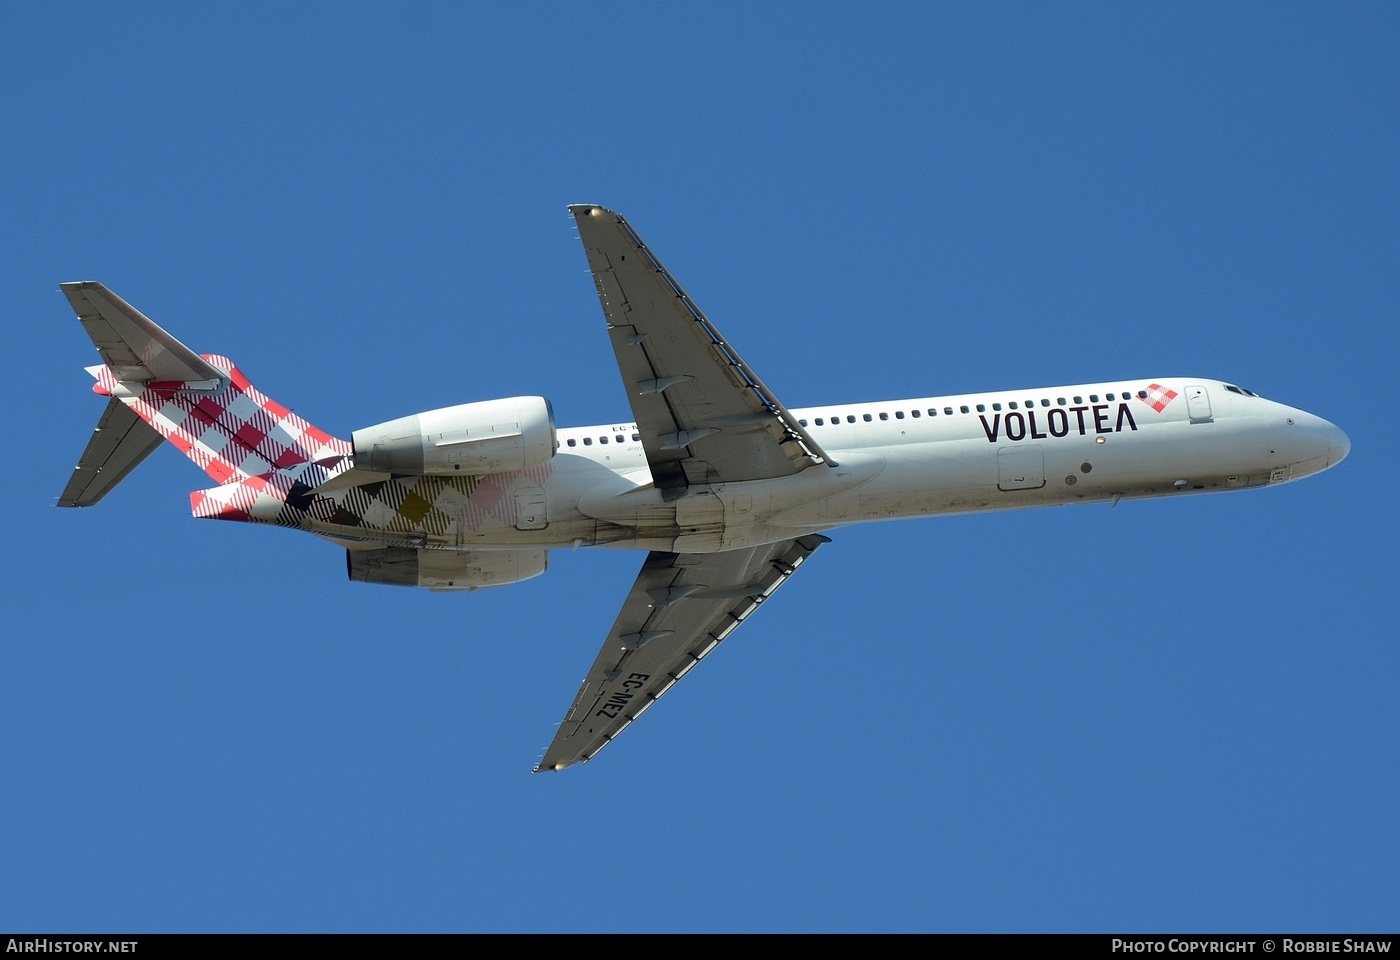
[59,282,353,522]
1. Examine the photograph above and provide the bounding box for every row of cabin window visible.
[798,392,1147,427]
[553,388,1162,444]
[559,433,643,449]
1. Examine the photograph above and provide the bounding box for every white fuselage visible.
[313,377,1348,556]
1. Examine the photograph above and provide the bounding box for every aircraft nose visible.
[1272,410,1349,475]
[1324,419,1351,467]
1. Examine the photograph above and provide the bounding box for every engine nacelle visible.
[347,547,548,591]
[352,396,555,476]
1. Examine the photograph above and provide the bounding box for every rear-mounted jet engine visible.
[347,546,549,591]
[352,396,555,475]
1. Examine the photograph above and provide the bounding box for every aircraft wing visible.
[536,534,829,771]
[570,205,834,498]
[58,397,165,507]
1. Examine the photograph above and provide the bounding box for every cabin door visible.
[1185,384,1213,422]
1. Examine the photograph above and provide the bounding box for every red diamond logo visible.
[1139,383,1179,413]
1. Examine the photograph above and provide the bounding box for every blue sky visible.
[3,3,1396,933]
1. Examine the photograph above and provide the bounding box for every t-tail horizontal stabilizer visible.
[60,281,223,385]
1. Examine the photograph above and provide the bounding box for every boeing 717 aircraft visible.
[57,205,1350,771]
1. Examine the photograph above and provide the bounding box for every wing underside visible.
[569,205,833,497]
[536,534,829,771]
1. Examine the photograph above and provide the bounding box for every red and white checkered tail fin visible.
[58,282,352,518]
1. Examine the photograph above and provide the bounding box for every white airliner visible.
[58,205,1350,771]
